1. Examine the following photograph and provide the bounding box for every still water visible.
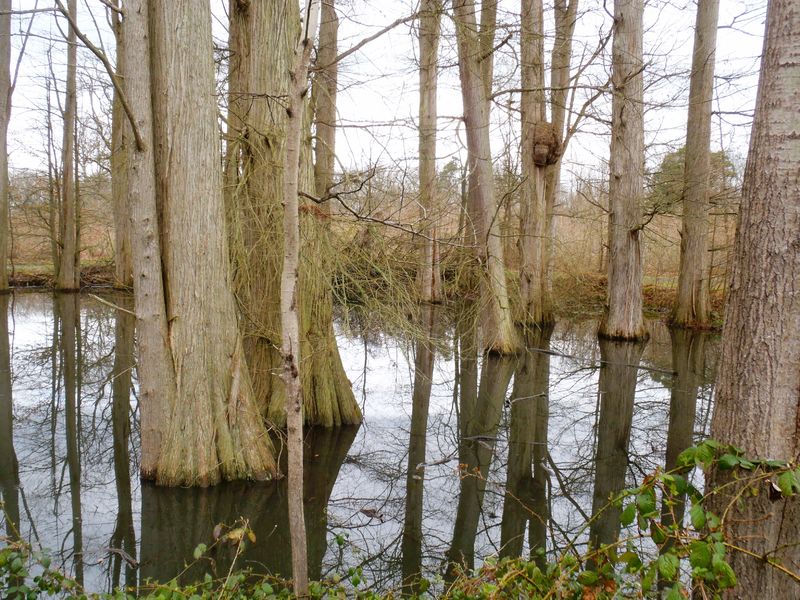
[0,292,718,594]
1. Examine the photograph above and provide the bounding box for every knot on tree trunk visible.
[532,121,560,167]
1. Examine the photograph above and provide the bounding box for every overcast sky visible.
[8,0,767,189]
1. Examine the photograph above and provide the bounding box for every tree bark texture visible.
[125,0,276,486]
[672,0,720,328]
[518,0,552,325]
[417,0,443,303]
[227,0,360,428]
[56,0,79,291]
[0,0,10,292]
[710,0,800,463]
[453,0,519,354]
[312,0,337,202]
[281,1,321,594]
[599,0,647,340]
[542,0,578,300]
[111,5,132,289]
[708,4,800,594]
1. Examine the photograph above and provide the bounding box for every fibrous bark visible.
[227,0,360,428]
[542,0,578,306]
[416,0,443,303]
[110,4,132,289]
[124,0,275,486]
[518,0,553,325]
[598,0,647,340]
[313,0,338,202]
[671,0,720,328]
[0,0,10,292]
[56,0,79,291]
[708,3,800,593]
[709,0,799,465]
[453,0,519,354]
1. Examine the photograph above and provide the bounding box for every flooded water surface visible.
[0,293,720,594]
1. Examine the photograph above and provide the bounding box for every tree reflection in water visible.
[0,295,19,540]
[139,425,358,587]
[13,295,795,595]
[499,325,554,566]
[588,339,645,553]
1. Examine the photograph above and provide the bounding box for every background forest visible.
[1,0,798,598]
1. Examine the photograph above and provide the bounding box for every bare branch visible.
[53,0,145,151]
[314,11,418,71]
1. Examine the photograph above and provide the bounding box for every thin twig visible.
[54,0,145,151]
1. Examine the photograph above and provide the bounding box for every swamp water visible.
[0,292,719,594]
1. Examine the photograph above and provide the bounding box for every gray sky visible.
[8,0,767,188]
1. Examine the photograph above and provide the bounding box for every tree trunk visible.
[671,0,719,328]
[710,0,799,464]
[542,0,578,300]
[598,0,647,340]
[453,0,519,354]
[707,4,800,594]
[313,0,337,202]
[281,1,321,594]
[0,0,10,292]
[56,0,79,291]
[111,4,132,289]
[518,0,552,325]
[416,0,443,303]
[227,0,360,428]
[124,0,276,486]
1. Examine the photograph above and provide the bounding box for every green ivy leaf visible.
[695,443,715,467]
[650,521,667,545]
[192,543,207,560]
[665,582,684,600]
[577,570,598,586]
[677,447,697,468]
[712,554,737,588]
[717,454,740,470]
[689,541,712,570]
[636,490,657,517]
[657,553,679,580]
[777,471,799,497]
[620,503,636,526]
[690,503,707,529]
